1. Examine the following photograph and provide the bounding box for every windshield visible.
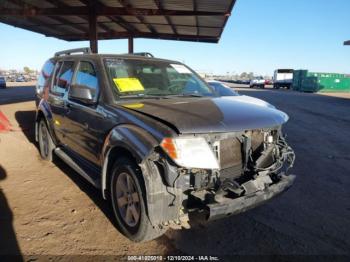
[208,82,239,96]
[104,58,215,98]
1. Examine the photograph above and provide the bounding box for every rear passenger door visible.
[48,60,75,143]
[63,60,105,165]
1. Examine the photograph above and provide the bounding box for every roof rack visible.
[55,47,92,57]
[124,52,154,58]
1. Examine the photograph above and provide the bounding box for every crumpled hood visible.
[119,97,289,134]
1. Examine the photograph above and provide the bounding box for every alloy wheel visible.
[115,172,141,227]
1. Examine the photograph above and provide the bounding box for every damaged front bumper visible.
[203,174,296,221]
[142,128,296,229]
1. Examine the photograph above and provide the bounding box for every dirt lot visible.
[1,85,350,260]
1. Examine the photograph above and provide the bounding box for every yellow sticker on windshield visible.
[123,103,144,109]
[113,78,144,92]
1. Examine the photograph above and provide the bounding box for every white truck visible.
[249,76,265,88]
[273,69,294,89]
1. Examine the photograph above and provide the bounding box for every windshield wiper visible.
[168,93,204,97]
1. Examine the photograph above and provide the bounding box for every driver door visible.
[62,60,105,165]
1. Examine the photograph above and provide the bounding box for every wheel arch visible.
[101,124,160,200]
[101,124,188,228]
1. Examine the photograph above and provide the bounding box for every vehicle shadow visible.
[14,110,37,145]
[0,165,23,261]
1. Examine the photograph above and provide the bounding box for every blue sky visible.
[0,0,349,75]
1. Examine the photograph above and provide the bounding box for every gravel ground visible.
[0,85,349,260]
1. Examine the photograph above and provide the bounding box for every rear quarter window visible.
[37,59,55,93]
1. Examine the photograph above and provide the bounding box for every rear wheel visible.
[38,119,55,161]
[110,157,165,242]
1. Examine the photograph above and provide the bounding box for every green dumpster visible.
[292,70,350,93]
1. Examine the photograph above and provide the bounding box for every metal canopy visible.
[0,0,236,53]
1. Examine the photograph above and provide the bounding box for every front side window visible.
[70,61,98,101]
[104,58,215,99]
[51,61,74,95]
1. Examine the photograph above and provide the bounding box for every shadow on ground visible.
[0,165,23,260]
[15,110,36,144]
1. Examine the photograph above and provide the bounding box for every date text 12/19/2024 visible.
[127,256,220,261]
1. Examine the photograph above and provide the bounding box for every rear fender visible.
[35,99,56,143]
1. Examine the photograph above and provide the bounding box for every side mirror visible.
[69,85,96,105]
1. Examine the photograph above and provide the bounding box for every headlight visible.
[160,137,219,169]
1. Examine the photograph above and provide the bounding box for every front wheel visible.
[110,157,166,242]
[38,119,55,161]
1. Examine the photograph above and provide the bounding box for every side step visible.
[54,148,101,189]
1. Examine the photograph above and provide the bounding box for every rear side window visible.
[37,59,55,91]
[51,61,74,95]
[71,61,98,100]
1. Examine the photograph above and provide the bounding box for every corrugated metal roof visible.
[0,0,236,43]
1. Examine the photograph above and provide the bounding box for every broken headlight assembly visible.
[160,137,219,169]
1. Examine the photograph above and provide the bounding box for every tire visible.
[38,119,55,161]
[110,157,165,242]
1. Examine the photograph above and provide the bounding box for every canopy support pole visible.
[88,5,98,53]
[128,37,134,54]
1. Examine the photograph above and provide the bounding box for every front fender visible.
[101,124,160,199]
[101,124,187,227]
